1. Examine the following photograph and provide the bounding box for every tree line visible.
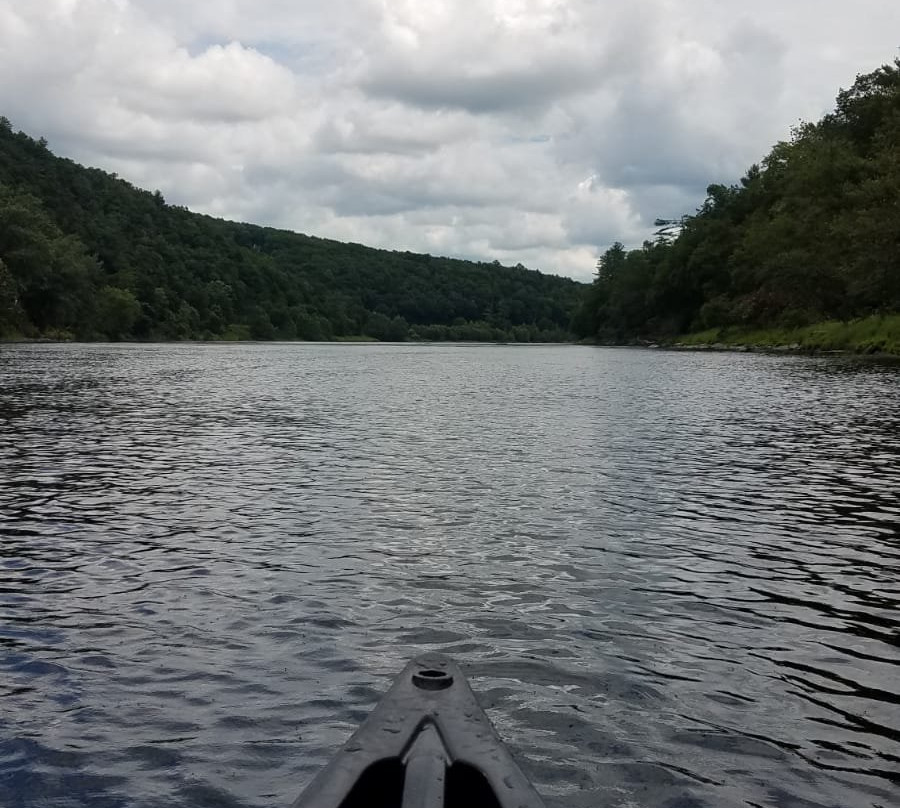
[0,120,582,342]
[573,60,900,344]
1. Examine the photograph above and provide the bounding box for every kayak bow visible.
[291,653,546,808]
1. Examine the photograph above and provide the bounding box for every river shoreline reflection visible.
[1,343,898,808]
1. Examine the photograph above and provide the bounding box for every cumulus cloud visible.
[0,0,898,281]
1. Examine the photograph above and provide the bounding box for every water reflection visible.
[0,343,898,808]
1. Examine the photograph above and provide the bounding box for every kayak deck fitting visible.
[292,653,546,808]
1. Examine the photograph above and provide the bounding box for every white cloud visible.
[0,0,898,282]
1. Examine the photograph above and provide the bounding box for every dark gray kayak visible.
[291,653,546,808]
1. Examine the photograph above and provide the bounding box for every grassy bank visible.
[674,315,900,355]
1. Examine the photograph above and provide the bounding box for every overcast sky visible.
[1,1,897,281]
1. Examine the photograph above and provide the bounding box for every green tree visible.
[96,286,141,339]
[0,184,99,335]
[0,258,23,335]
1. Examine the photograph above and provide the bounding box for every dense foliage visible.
[0,121,582,342]
[573,61,900,344]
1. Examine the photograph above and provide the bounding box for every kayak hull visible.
[291,653,545,808]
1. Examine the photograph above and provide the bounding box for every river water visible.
[0,343,898,808]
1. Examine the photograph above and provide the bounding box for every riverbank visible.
[670,314,900,356]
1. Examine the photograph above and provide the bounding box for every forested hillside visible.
[573,60,900,351]
[0,121,582,342]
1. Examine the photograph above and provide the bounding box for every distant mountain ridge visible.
[0,118,583,341]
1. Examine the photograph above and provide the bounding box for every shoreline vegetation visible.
[670,314,900,356]
[573,313,900,356]
[2,61,898,352]
[6,313,899,356]
[0,333,572,345]
[571,61,900,356]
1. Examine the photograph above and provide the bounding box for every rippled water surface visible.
[1,343,899,808]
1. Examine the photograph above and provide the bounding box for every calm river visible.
[1,343,898,808]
